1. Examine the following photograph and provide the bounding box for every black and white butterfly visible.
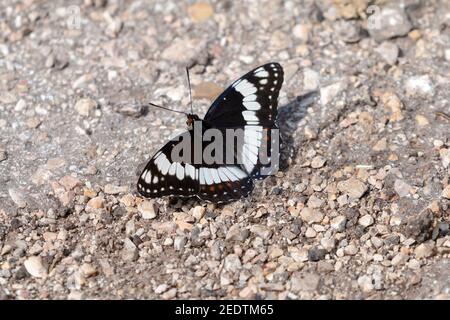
[137,62,284,203]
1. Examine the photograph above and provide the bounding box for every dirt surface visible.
[0,0,449,299]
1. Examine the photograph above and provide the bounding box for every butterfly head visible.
[186,114,200,130]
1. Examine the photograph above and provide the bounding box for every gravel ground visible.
[0,0,449,300]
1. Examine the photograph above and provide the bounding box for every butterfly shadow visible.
[277,90,319,171]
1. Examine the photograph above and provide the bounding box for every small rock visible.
[337,194,348,207]
[331,215,347,231]
[394,179,412,197]
[98,259,114,276]
[239,286,256,299]
[268,246,284,260]
[320,237,336,251]
[368,5,412,42]
[311,156,326,168]
[414,242,435,259]
[372,137,387,151]
[320,81,347,106]
[415,115,429,126]
[161,38,207,65]
[24,256,47,278]
[174,236,187,251]
[193,82,223,101]
[303,68,320,92]
[45,54,55,68]
[344,244,358,256]
[187,2,214,22]
[59,175,82,191]
[442,185,450,199]
[105,15,123,38]
[250,225,272,239]
[26,117,41,129]
[269,30,290,51]
[72,74,93,90]
[224,254,242,272]
[138,200,158,220]
[408,259,421,270]
[226,224,249,241]
[307,195,324,208]
[104,184,128,194]
[86,196,104,210]
[381,91,403,122]
[404,75,434,96]
[74,98,97,116]
[8,188,26,208]
[317,261,334,273]
[0,148,7,162]
[357,275,374,293]
[358,214,374,228]
[290,272,320,292]
[300,207,323,224]
[155,284,168,294]
[337,20,362,43]
[333,0,366,19]
[161,288,177,300]
[375,41,399,65]
[337,177,367,199]
[305,227,317,238]
[80,263,97,277]
[192,206,206,220]
[308,247,326,262]
[293,24,309,43]
[0,92,17,104]
[391,253,408,266]
[121,238,138,262]
[439,148,449,169]
[15,99,26,111]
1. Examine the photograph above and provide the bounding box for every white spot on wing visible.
[243,101,261,110]
[169,163,177,175]
[210,169,221,184]
[243,94,257,102]
[199,168,206,185]
[218,167,230,182]
[242,110,259,122]
[254,70,269,78]
[234,79,257,96]
[185,164,195,179]
[176,163,184,180]
[203,168,214,185]
[144,170,152,183]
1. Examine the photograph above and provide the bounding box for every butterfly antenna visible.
[186,67,194,114]
[148,102,188,115]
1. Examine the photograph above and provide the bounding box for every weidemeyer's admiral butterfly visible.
[137,62,284,203]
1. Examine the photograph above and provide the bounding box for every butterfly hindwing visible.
[197,166,254,202]
[137,131,255,202]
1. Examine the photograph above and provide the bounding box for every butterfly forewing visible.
[204,63,283,128]
[137,132,199,198]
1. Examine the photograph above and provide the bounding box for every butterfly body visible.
[138,63,284,203]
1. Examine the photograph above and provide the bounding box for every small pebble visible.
[24,256,47,278]
[138,200,158,220]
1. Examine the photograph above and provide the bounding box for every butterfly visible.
[137,62,284,203]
